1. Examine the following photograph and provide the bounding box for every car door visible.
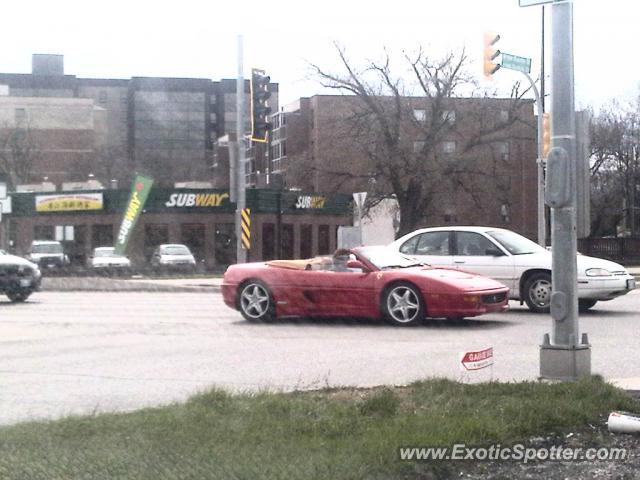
[451,231,516,290]
[300,258,376,317]
[399,231,454,268]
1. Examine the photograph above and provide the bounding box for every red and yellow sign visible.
[35,193,103,212]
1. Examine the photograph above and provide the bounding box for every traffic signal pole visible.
[235,35,247,264]
[539,0,590,380]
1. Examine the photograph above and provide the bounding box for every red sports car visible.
[222,246,509,326]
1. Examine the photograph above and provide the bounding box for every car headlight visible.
[586,268,613,277]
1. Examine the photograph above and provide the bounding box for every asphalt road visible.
[1,289,639,425]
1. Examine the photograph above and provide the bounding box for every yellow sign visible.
[36,193,103,212]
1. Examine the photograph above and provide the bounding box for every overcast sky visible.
[1,0,637,110]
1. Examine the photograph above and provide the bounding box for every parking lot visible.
[0,288,639,425]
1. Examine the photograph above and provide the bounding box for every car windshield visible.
[485,230,546,255]
[32,243,63,254]
[94,248,117,257]
[357,247,425,270]
[161,246,191,255]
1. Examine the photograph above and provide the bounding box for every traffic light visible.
[483,33,501,78]
[250,68,272,143]
[542,112,551,158]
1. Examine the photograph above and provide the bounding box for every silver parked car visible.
[150,244,196,272]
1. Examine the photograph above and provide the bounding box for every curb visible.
[42,277,220,293]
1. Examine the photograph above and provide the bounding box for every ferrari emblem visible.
[376,272,383,280]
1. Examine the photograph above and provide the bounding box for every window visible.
[442,110,456,125]
[34,225,54,240]
[415,232,450,255]
[262,223,276,261]
[281,224,294,259]
[413,141,425,153]
[413,109,426,122]
[15,108,27,125]
[455,232,496,256]
[318,225,330,255]
[442,141,456,154]
[91,224,113,248]
[300,224,312,259]
[499,142,510,161]
[215,223,236,265]
[144,224,169,260]
[181,223,205,262]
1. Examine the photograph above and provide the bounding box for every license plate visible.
[19,279,31,287]
[627,279,636,290]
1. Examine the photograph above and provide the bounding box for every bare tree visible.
[306,44,534,236]
[589,98,640,236]
[0,121,40,187]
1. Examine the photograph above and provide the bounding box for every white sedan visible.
[389,226,636,313]
[89,247,132,275]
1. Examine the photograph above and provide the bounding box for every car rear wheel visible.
[383,282,424,326]
[7,290,31,303]
[238,280,275,322]
[523,272,551,313]
[578,299,598,312]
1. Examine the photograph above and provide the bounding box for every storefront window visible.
[145,224,169,261]
[318,225,330,255]
[300,224,312,259]
[92,224,113,248]
[34,225,54,240]
[262,223,276,261]
[281,224,294,259]
[215,223,236,265]
[181,223,205,262]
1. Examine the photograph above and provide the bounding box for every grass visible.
[0,376,635,479]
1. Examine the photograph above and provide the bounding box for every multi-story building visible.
[0,54,278,188]
[266,95,539,240]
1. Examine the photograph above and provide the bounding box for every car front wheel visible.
[382,282,424,326]
[523,272,552,313]
[7,290,31,303]
[238,280,275,322]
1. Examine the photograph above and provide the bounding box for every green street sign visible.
[501,53,532,74]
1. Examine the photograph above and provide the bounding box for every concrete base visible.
[540,343,591,381]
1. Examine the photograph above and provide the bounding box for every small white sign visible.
[353,192,367,209]
[460,347,494,371]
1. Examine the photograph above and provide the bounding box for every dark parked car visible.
[0,250,41,302]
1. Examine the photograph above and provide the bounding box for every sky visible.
[0,0,637,111]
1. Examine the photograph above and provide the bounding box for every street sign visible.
[501,53,532,74]
[459,347,494,371]
[519,0,554,6]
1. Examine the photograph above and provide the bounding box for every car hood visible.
[405,267,508,292]
[512,251,627,274]
[160,254,195,261]
[30,252,64,258]
[92,257,130,266]
[0,253,39,269]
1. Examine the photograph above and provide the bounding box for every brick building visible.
[267,95,539,240]
[0,54,278,188]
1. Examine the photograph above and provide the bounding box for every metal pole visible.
[235,35,247,263]
[540,0,590,380]
[523,72,546,247]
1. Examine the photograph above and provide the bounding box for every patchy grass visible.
[0,376,635,479]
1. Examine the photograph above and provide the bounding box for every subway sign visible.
[294,195,327,209]
[165,192,230,208]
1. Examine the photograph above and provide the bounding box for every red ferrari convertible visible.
[222,246,509,326]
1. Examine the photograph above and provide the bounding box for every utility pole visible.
[235,35,247,264]
[539,0,591,380]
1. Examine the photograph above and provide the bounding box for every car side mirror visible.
[486,248,504,257]
[347,259,370,272]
